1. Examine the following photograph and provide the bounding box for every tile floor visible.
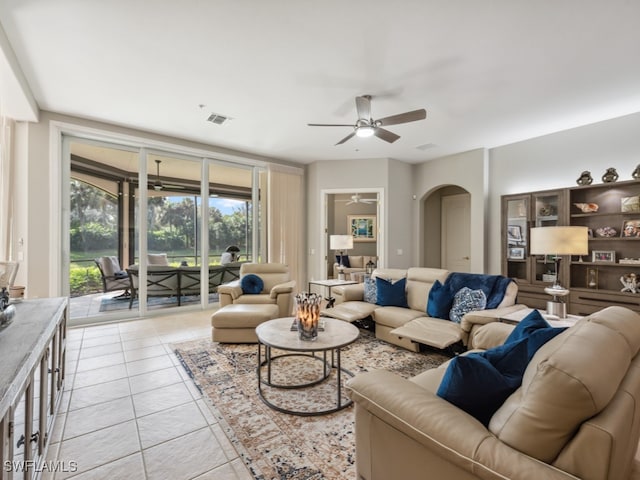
[45,308,253,480]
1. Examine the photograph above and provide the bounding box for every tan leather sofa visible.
[325,267,524,352]
[347,306,640,480]
[332,255,378,279]
[217,262,296,318]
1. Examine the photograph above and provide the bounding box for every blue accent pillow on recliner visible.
[427,280,450,318]
[376,277,408,307]
[240,274,264,294]
[504,309,568,361]
[437,339,529,426]
[335,255,351,268]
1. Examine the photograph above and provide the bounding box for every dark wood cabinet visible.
[502,180,640,314]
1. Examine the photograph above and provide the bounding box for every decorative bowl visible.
[595,226,617,238]
[574,202,599,213]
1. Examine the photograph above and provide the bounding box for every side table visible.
[308,279,357,308]
[500,308,583,328]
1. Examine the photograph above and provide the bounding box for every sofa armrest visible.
[217,280,243,300]
[333,283,365,303]
[269,280,296,299]
[459,303,529,333]
[347,370,580,480]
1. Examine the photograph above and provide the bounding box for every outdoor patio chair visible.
[94,256,131,297]
[179,265,227,296]
[126,265,180,309]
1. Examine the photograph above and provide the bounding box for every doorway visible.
[422,186,471,271]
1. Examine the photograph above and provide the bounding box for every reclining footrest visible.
[391,317,464,350]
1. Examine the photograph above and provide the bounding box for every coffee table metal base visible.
[256,343,354,416]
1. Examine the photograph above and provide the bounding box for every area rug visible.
[99,293,219,312]
[173,330,450,480]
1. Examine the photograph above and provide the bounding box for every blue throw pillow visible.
[449,287,487,323]
[504,309,568,361]
[427,280,452,319]
[375,277,408,307]
[437,339,529,426]
[363,276,377,303]
[335,255,351,268]
[240,274,264,294]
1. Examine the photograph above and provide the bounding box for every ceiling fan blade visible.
[307,123,354,127]
[376,109,427,126]
[374,127,400,143]
[335,132,356,145]
[355,95,371,121]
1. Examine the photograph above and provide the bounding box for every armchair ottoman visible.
[211,304,279,343]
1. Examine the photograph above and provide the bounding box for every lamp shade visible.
[329,235,354,250]
[530,227,589,255]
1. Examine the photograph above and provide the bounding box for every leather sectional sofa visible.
[325,267,525,352]
[346,305,640,480]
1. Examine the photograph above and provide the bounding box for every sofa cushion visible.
[240,274,264,294]
[376,277,408,308]
[426,280,449,319]
[374,306,426,329]
[449,287,487,323]
[363,276,377,303]
[406,267,450,313]
[335,255,351,268]
[437,339,529,426]
[504,309,567,361]
[489,306,640,463]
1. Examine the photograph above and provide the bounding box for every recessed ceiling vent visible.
[416,142,437,151]
[206,112,231,125]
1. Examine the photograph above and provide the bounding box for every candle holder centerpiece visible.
[295,292,322,341]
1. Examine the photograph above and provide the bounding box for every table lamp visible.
[330,235,354,280]
[530,226,588,318]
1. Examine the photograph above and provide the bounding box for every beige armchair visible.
[217,263,296,318]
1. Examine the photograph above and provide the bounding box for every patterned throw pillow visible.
[363,276,377,303]
[449,287,487,323]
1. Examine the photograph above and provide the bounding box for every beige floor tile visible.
[81,334,121,348]
[193,462,241,480]
[210,422,239,461]
[68,378,131,411]
[64,453,145,480]
[40,441,60,480]
[132,382,193,417]
[126,355,174,376]
[50,412,66,444]
[119,328,159,341]
[56,420,139,479]
[143,427,229,480]
[137,402,208,449]
[63,396,134,439]
[128,366,183,395]
[122,336,162,351]
[230,458,254,480]
[195,398,219,425]
[67,329,84,341]
[123,344,167,362]
[75,352,125,373]
[73,364,128,389]
[79,342,123,359]
[82,325,120,339]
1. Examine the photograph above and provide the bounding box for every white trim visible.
[320,187,385,279]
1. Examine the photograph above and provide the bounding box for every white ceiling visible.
[1,0,640,165]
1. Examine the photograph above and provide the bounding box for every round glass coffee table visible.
[256,317,359,416]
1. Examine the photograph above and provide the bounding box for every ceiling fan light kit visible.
[308,95,426,145]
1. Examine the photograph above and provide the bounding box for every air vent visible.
[416,143,437,151]
[206,113,231,125]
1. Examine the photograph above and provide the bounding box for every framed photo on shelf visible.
[592,250,616,263]
[508,247,525,260]
[621,219,640,238]
[348,215,377,242]
[621,196,640,213]
[507,225,522,243]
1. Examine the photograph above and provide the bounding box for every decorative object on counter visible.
[620,273,637,294]
[573,202,599,213]
[365,259,376,275]
[621,196,640,213]
[294,292,322,341]
[530,226,588,318]
[0,261,19,329]
[622,219,640,238]
[538,204,554,216]
[619,258,640,264]
[592,250,616,263]
[632,164,640,180]
[602,167,619,183]
[576,170,593,186]
[595,226,617,237]
[587,268,598,289]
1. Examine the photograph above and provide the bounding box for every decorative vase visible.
[602,167,619,183]
[632,164,640,180]
[576,170,593,186]
[295,293,321,341]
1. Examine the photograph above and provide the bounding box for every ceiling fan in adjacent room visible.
[308,95,427,145]
[337,193,378,205]
[152,159,188,191]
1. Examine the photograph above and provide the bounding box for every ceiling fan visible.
[308,95,426,145]
[152,159,188,191]
[338,193,378,205]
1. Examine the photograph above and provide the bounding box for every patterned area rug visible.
[173,330,450,480]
